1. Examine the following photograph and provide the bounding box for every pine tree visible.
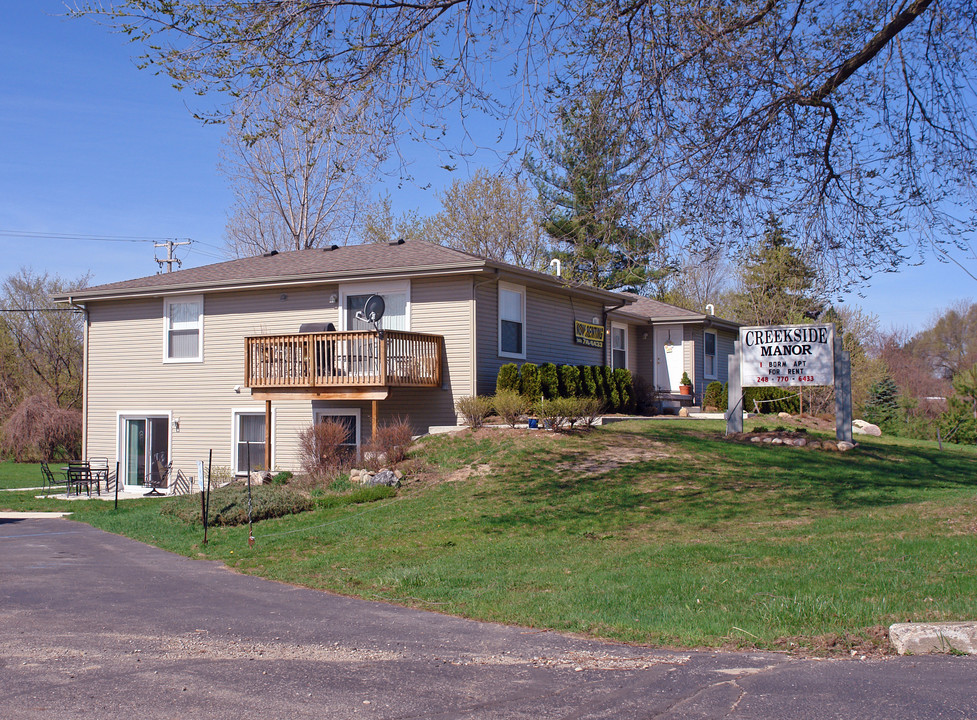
[864,374,901,429]
[731,215,823,326]
[527,92,664,292]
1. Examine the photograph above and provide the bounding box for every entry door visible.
[123,417,169,488]
[654,325,685,392]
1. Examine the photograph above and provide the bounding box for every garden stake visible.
[114,461,119,510]
[246,441,255,548]
[202,450,211,544]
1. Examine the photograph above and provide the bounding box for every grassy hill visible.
[7,419,977,654]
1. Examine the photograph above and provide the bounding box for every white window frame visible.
[115,410,172,491]
[498,281,527,360]
[704,329,718,380]
[312,407,362,452]
[232,408,273,476]
[162,294,204,363]
[611,322,628,371]
[338,280,411,331]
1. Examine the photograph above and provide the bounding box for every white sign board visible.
[740,324,835,388]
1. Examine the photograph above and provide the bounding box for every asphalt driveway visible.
[1,517,974,719]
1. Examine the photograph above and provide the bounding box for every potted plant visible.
[679,371,693,396]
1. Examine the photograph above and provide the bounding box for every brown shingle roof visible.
[613,292,740,328]
[55,240,628,306]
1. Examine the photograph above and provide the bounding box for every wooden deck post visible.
[264,399,272,471]
[371,399,378,441]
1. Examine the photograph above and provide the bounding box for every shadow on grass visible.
[471,422,977,534]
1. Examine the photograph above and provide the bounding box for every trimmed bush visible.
[520,363,541,401]
[493,389,525,427]
[558,364,580,398]
[496,363,520,394]
[540,363,560,399]
[613,368,634,413]
[602,367,620,411]
[455,395,494,429]
[269,471,294,485]
[703,381,724,410]
[578,396,605,428]
[578,365,597,397]
[743,387,800,414]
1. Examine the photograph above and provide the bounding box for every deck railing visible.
[245,330,443,390]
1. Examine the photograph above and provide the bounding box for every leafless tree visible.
[0,269,88,410]
[222,88,376,256]
[78,1,977,288]
[427,169,553,270]
[357,194,427,245]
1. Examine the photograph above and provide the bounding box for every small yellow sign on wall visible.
[574,320,605,348]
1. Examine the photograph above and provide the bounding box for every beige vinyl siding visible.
[85,286,341,479]
[378,276,473,429]
[84,278,474,481]
[475,279,605,395]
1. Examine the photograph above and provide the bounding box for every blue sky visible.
[0,3,973,333]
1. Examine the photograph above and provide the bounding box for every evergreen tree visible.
[864,374,901,429]
[730,215,823,326]
[527,92,664,292]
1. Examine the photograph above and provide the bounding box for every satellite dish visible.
[362,294,385,323]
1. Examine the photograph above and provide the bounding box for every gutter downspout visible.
[67,297,89,460]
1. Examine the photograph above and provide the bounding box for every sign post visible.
[725,340,743,434]
[833,332,853,443]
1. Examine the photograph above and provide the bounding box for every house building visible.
[54,240,737,492]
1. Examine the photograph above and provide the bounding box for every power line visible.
[0,230,181,243]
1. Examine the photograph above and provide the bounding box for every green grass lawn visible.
[7,420,977,653]
[0,461,47,489]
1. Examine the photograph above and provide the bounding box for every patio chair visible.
[145,453,169,496]
[88,457,110,493]
[40,462,68,493]
[66,462,97,497]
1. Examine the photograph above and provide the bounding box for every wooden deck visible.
[245,330,443,397]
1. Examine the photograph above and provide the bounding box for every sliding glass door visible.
[122,416,169,488]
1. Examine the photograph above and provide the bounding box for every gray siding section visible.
[475,280,605,395]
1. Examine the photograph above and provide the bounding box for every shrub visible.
[455,395,493,429]
[493,389,525,427]
[743,387,800,414]
[364,417,414,471]
[603,367,620,411]
[161,483,314,526]
[578,397,605,428]
[540,363,560,399]
[703,381,724,410]
[864,374,900,429]
[613,368,634,413]
[632,375,660,415]
[680,371,692,388]
[520,363,541,401]
[0,394,81,462]
[721,382,729,411]
[299,420,355,482]
[558,364,580,398]
[496,363,520,394]
[269,471,293,485]
[535,397,563,430]
[579,365,598,397]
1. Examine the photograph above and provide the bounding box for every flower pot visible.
[527,418,539,429]
[679,384,691,396]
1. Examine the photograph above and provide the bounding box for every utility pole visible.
[154,239,192,273]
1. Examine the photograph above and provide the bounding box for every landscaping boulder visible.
[361,469,400,488]
[852,419,882,436]
[778,411,792,419]
[837,441,855,452]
